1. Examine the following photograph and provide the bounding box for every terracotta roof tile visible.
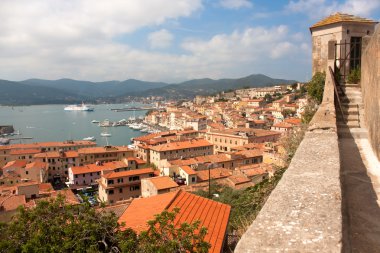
[180,165,197,175]
[150,139,212,152]
[2,160,28,169]
[144,176,179,190]
[78,146,132,154]
[118,190,230,253]
[310,12,378,29]
[119,191,178,232]
[196,168,232,182]
[0,195,26,211]
[103,168,154,179]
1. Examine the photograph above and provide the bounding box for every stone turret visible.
[310,13,378,76]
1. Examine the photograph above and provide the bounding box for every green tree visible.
[307,72,325,104]
[0,196,210,253]
[137,208,210,253]
[264,93,273,103]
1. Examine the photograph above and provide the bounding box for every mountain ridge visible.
[1,74,297,105]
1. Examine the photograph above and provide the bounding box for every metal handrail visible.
[329,66,346,122]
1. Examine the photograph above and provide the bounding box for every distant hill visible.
[0,74,297,105]
[125,74,297,99]
[21,78,168,98]
[0,80,85,105]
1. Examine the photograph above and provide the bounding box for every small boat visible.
[101,133,111,137]
[91,120,100,123]
[0,138,10,145]
[83,136,96,141]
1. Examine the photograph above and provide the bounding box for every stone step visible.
[337,121,361,128]
[343,83,360,88]
[341,97,363,104]
[337,114,360,121]
[342,107,359,115]
[338,128,368,139]
[341,103,363,108]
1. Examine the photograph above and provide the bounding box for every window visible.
[117,178,124,183]
[108,189,114,195]
[108,180,114,185]
[119,188,123,193]
[75,175,78,178]
[130,185,140,191]
[192,177,196,182]
[129,176,140,181]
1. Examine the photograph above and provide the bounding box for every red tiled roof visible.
[9,148,41,155]
[310,12,378,29]
[145,176,178,190]
[2,160,28,169]
[150,139,212,152]
[103,168,154,179]
[78,146,132,154]
[0,195,26,211]
[272,122,294,128]
[0,140,95,151]
[127,157,146,164]
[34,151,78,158]
[38,183,54,194]
[25,161,47,170]
[180,165,197,175]
[196,168,232,182]
[119,190,230,253]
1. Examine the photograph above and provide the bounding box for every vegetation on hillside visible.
[306,72,325,104]
[0,196,210,253]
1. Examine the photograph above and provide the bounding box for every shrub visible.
[307,72,325,104]
[347,68,361,83]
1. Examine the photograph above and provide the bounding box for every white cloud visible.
[220,0,252,9]
[148,29,174,49]
[0,1,311,82]
[286,0,380,19]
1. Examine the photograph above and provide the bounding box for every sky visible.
[0,0,379,83]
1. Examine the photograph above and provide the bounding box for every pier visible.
[110,107,154,112]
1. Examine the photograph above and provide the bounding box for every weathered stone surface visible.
[235,69,342,252]
[361,26,380,160]
[235,132,342,253]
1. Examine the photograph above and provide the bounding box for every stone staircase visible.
[336,83,368,139]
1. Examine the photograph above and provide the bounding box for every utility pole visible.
[207,163,212,198]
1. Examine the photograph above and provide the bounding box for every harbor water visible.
[0,104,149,146]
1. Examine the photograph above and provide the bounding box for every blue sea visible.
[0,104,148,146]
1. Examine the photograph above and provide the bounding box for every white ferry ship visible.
[64,103,94,111]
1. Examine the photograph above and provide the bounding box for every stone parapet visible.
[235,69,342,252]
[361,26,380,160]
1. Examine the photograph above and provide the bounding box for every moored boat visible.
[83,136,96,141]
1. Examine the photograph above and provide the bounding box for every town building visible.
[98,168,155,204]
[0,140,96,167]
[141,176,179,197]
[149,139,214,167]
[310,12,377,76]
[205,128,281,153]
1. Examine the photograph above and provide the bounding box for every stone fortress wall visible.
[361,25,380,160]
